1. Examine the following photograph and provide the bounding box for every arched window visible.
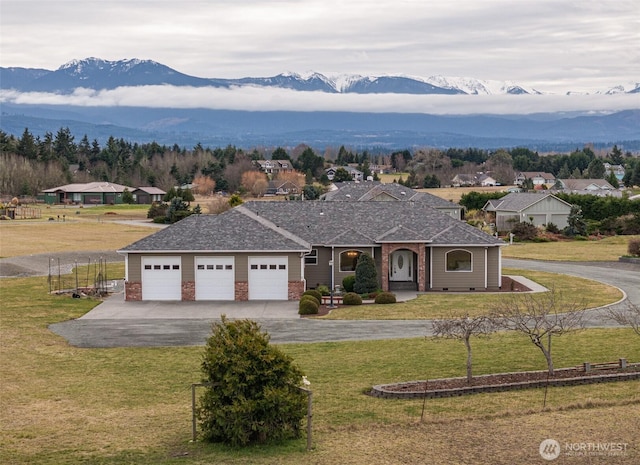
[446,249,472,272]
[339,250,362,271]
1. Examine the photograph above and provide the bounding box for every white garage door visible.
[195,257,235,300]
[142,256,182,300]
[248,256,288,300]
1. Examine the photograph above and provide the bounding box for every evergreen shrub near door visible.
[354,253,378,294]
[197,317,307,446]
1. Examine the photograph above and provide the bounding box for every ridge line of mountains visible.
[2,57,639,95]
[1,58,639,150]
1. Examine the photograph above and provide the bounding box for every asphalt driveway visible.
[47,259,638,348]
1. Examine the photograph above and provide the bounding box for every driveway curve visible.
[47,258,639,348]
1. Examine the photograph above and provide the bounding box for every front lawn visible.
[1,269,638,464]
[321,268,622,320]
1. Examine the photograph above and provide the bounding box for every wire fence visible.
[47,256,116,297]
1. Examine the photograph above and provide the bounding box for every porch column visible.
[417,245,426,292]
[381,243,390,292]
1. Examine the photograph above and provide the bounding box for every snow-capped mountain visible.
[599,82,640,95]
[423,75,541,95]
[0,57,635,96]
[0,58,530,95]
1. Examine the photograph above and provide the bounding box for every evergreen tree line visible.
[1,127,638,197]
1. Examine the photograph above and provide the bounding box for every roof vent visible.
[346,194,351,198]
[401,191,406,196]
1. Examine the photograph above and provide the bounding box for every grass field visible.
[502,235,639,261]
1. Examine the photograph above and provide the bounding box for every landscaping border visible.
[370,368,640,399]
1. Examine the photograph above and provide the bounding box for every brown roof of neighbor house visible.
[42,182,135,193]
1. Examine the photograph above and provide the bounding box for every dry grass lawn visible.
[502,235,639,261]
[322,268,623,320]
[0,222,156,257]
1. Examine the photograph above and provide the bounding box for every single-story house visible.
[321,182,462,219]
[41,182,136,205]
[265,180,300,196]
[325,166,364,182]
[132,187,166,204]
[555,179,615,191]
[514,172,556,187]
[477,174,498,187]
[118,201,505,301]
[451,174,477,187]
[483,192,572,232]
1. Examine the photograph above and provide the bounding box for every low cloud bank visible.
[1,85,637,115]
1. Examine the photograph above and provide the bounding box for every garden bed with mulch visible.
[370,364,640,399]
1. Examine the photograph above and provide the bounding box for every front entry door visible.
[390,251,412,281]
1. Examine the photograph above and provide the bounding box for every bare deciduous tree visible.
[192,174,216,196]
[241,170,268,197]
[431,315,495,383]
[273,170,305,190]
[607,302,640,336]
[490,288,586,375]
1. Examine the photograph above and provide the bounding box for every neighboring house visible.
[483,192,572,232]
[132,187,166,204]
[514,171,556,187]
[552,179,621,198]
[604,163,625,181]
[41,182,136,205]
[325,166,364,181]
[118,201,505,302]
[254,159,293,175]
[265,180,300,196]
[322,182,462,219]
[451,174,477,187]
[477,174,498,187]
[556,179,615,191]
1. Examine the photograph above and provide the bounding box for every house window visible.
[446,250,472,272]
[340,250,362,272]
[305,249,318,265]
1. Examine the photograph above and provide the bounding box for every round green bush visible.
[342,275,356,293]
[300,294,320,306]
[342,292,362,305]
[302,289,322,303]
[374,292,397,304]
[316,285,330,296]
[298,298,319,315]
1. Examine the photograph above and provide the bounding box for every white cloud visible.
[1,85,637,115]
[1,0,638,95]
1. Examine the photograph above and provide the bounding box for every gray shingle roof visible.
[322,182,458,209]
[120,200,503,253]
[483,192,568,212]
[119,209,310,252]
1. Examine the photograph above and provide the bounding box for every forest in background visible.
[1,127,639,198]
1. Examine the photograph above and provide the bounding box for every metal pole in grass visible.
[298,386,313,451]
[420,379,428,422]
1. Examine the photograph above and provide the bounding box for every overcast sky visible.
[1,0,638,113]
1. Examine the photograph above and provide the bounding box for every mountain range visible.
[3,57,638,96]
[1,58,639,150]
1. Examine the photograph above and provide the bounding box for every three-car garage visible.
[136,255,290,301]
